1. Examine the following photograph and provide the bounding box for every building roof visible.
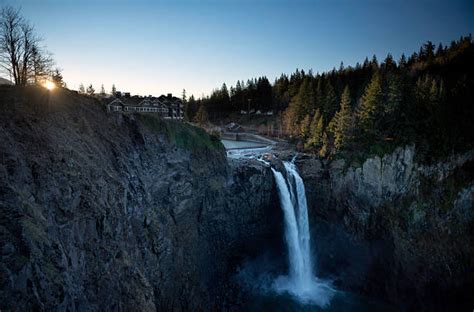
[107,94,182,107]
[108,98,124,106]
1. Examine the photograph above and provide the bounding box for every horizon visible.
[3,0,474,98]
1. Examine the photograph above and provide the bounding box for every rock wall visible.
[297,146,474,311]
[0,87,280,311]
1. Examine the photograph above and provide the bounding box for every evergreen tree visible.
[193,104,209,126]
[435,43,445,57]
[314,78,324,111]
[256,76,272,110]
[305,110,324,149]
[220,83,230,108]
[182,89,187,103]
[384,75,403,137]
[356,72,383,143]
[184,95,196,122]
[100,84,105,96]
[78,83,85,94]
[322,80,337,122]
[282,82,309,136]
[319,132,330,157]
[370,54,379,69]
[86,84,95,95]
[273,74,290,110]
[298,78,312,115]
[299,114,311,141]
[332,86,354,150]
[399,54,407,68]
[382,53,396,72]
[282,103,300,136]
[420,41,435,62]
[235,80,242,92]
[51,68,65,87]
[111,84,116,96]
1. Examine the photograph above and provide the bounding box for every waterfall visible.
[271,160,334,307]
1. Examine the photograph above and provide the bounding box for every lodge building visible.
[107,93,184,120]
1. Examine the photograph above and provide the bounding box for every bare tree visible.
[18,22,38,85]
[0,6,22,84]
[0,6,54,85]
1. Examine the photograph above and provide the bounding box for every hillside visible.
[192,36,474,162]
[0,86,281,311]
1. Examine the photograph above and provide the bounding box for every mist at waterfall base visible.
[234,160,391,311]
[270,162,335,307]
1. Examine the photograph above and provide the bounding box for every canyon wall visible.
[297,146,474,311]
[0,87,281,311]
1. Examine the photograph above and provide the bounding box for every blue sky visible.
[4,0,474,97]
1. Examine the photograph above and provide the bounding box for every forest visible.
[187,35,474,162]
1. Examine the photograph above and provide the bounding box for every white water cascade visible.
[271,160,335,307]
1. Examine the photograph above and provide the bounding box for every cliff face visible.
[2,87,473,311]
[0,87,280,311]
[297,146,474,311]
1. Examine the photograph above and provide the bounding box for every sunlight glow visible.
[43,81,56,90]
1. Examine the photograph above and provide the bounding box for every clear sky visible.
[4,0,474,98]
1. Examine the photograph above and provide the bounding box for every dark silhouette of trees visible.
[31,46,53,84]
[100,84,105,96]
[51,68,65,87]
[0,6,54,85]
[86,84,95,95]
[182,89,187,103]
[184,95,197,121]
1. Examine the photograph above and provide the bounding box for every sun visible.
[43,81,56,90]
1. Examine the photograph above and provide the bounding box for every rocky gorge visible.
[295,146,474,311]
[0,86,281,311]
[1,86,473,311]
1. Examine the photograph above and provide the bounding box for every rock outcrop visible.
[297,146,474,311]
[0,86,280,311]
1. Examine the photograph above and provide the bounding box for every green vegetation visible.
[190,36,474,163]
[281,36,474,162]
[137,114,222,153]
[193,104,209,125]
[332,86,354,151]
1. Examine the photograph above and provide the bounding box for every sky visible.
[3,0,474,97]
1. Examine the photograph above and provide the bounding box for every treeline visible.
[188,35,474,161]
[185,77,273,120]
[282,36,474,160]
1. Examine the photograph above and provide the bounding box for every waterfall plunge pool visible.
[229,151,395,311]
